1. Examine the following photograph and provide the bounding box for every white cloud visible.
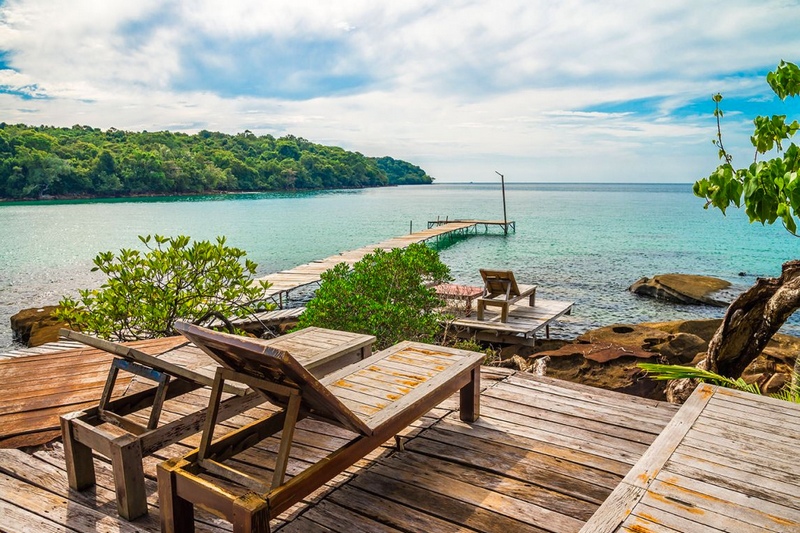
[0,0,799,182]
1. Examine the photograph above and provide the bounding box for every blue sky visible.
[1,1,799,183]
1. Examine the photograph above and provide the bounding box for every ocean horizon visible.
[2,182,798,348]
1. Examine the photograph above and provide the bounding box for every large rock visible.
[640,318,722,342]
[533,342,655,363]
[629,274,732,307]
[651,333,707,364]
[577,323,672,349]
[531,323,670,399]
[638,318,799,396]
[528,348,667,399]
[10,306,66,347]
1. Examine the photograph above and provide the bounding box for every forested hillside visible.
[0,124,433,199]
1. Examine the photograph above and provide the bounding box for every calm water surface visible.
[2,183,798,348]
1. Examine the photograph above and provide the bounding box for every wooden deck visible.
[0,359,679,532]
[0,336,190,448]
[428,218,516,233]
[451,298,575,345]
[260,221,481,307]
[582,382,800,532]
[0,339,86,360]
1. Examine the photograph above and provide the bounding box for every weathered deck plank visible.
[581,383,800,533]
[0,336,189,448]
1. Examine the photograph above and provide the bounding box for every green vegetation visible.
[374,156,432,185]
[55,234,273,341]
[0,123,433,200]
[640,363,800,403]
[663,61,800,403]
[297,243,451,350]
[694,60,800,234]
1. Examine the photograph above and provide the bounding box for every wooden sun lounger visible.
[158,322,484,533]
[476,268,537,322]
[58,327,374,521]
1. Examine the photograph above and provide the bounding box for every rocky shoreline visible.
[497,318,798,401]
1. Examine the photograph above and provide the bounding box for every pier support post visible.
[495,171,508,235]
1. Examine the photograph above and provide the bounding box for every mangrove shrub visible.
[56,235,273,341]
[297,243,451,350]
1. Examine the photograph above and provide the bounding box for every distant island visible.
[0,123,433,200]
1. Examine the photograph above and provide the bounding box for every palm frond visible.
[638,363,762,395]
[639,363,800,402]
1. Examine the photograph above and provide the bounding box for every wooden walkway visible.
[0,337,192,448]
[428,218,516,233]
[0,350,680,532]
[0,339,85,360]
[260,221,483,307]
[582,382,800,532]
[451,298,575,345]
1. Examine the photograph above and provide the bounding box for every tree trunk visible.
[667,259,800,403]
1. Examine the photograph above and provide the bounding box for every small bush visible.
[297,243,451,350]
[56,234,273,341]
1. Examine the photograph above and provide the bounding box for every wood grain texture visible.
[581,383,800,533]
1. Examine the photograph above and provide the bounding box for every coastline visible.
[0,183,421,205]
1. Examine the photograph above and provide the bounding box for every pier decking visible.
[451,298,575,345]
[428,218,516,233]
[260,221,497,307]
[0,337,192,448]
[0,337,679,532]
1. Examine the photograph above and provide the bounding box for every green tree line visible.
[0,123,433,199]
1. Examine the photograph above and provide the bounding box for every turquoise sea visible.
[2,183,799,349]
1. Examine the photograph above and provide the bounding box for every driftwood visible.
[668,259,800,403]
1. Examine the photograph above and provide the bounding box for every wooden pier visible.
[260,220,504,307]
[428,217,516,234]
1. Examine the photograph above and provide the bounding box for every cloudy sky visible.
[1,1,799,183]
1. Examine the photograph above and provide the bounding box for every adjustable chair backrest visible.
[480,269,521,298]
[174,322,371,436]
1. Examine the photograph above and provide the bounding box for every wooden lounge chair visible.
[58,327,374,521]
[476,268,537,323]
[158,322,484,533]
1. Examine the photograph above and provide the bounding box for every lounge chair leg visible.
[60,413,96,491]
[271,391,301,490]
[233,493,271,533]
[394,435,405,451]
[158,458,195,533]
[110,433,147,520]
[476,300,485,321]
[459,366,481,422]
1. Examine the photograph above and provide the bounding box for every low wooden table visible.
[435,284,484,315]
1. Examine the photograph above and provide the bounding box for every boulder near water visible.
[10,306,66,347]
[524,318,798,400]
[629,273,732,307]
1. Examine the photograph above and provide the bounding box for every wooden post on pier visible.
[495,171,508,235]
